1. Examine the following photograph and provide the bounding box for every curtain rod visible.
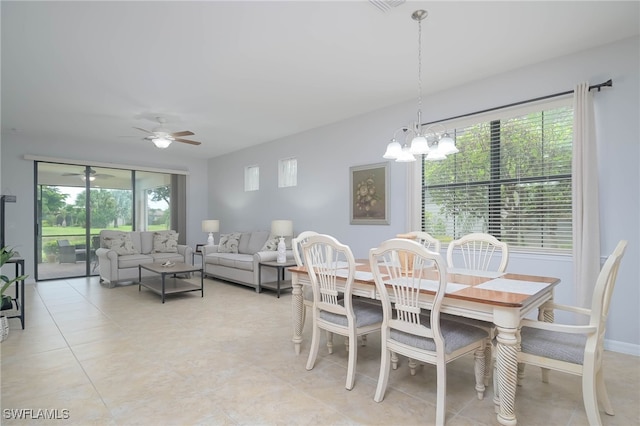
[424,79,613,126]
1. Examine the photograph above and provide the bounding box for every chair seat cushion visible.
[520,326,587,365]
[391,316,488,355]
[319,299,383,328]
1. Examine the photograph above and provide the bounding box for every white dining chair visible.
[396,231,442,373]
[302,234,383,390]
[445,232,509,384]
[291,230,320,330]
[369,238,488,425]
[446,232,509,273]
[403,230,442,253]
[515,240,627,426]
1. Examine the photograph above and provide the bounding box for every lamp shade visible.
[383,140,402,159]
[271,220,293,237]
[396,145,417,163]
[426,148,447,161]
[409,134,430,155]
[438,134,459,155]
[202,220,220,233]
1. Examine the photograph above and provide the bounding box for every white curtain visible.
[572,82,600,310]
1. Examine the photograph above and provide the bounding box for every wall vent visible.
[368,0,406,13]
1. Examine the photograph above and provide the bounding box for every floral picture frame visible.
[350,162,389,225]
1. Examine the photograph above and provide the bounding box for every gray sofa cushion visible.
[238,233,252,254]
[247,231,270,254]
[117,253,153,269]
[216,253,254,271]
[140,231,153,254]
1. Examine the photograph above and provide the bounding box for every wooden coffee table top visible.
[140,262,201,275]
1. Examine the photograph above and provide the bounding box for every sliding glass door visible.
[35,162,183,281]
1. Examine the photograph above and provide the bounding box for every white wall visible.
[0,135,209,278]
[207,36,640,354]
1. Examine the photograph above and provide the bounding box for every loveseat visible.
[202,230,294,291]
[96,230,193,287]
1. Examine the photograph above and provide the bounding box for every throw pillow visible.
[261,235,293,251]
[261,237,279,251]
[218,232,241,253]
[153,231,179,253]
[103,233,138,255]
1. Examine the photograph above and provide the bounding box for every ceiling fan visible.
[62,168,113,181]
[133,117,201,149]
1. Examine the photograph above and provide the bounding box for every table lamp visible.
[202,220,220,246]
[271,220,293,263]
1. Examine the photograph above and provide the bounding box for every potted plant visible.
[43,240,58,263]
[1,246,28,342]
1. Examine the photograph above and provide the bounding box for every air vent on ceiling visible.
[368,0,406,13]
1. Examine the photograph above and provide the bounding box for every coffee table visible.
[138,262,203,303]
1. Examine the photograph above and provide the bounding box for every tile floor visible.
[1,276,639,425]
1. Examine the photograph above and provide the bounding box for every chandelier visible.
[383,10,458,163]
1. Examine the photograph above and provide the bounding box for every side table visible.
[192,243,206,266]
[258,260,296,298]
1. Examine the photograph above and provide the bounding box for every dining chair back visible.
[369,238,488,425]
[518,240,627,425]
[403,231,442,253]
[302,234,382,390]
[446,232,509,272]
[292,231,320,267]
[292,231,320,330]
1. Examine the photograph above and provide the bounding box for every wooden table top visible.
[289,260,560,308]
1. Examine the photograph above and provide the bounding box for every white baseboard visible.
[605,339,640,356]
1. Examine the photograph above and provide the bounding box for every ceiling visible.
[2,1,639,159]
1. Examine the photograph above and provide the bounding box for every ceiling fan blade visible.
[61,173,81,176]
[170,130,195,137]
[174,138,201,146]
[133,126,154,134]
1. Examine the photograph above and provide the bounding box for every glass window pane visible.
[278,157,297,188]
[245,165,259,191]
[421,101,573,252]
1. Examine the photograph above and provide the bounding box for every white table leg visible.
[495,325,519,426]
[291,274,304,355]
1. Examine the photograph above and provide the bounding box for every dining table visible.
[288,260,560,426]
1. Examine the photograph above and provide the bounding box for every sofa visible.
[202,230,294,291]
[96,230,193,287]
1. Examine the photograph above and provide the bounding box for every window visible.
[421,97,573,252]
[244,165,259,191]
[278,157,297,188]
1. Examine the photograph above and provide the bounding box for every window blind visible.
[422,98,573,252]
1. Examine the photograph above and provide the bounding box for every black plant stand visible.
[3,257,25,329]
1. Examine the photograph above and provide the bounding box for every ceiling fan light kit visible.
[133,117,202,149]
[152,138,172,149]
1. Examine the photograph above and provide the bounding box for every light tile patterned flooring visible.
[1,276,639,425]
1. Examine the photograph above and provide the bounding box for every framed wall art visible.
[350,162,389,225]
